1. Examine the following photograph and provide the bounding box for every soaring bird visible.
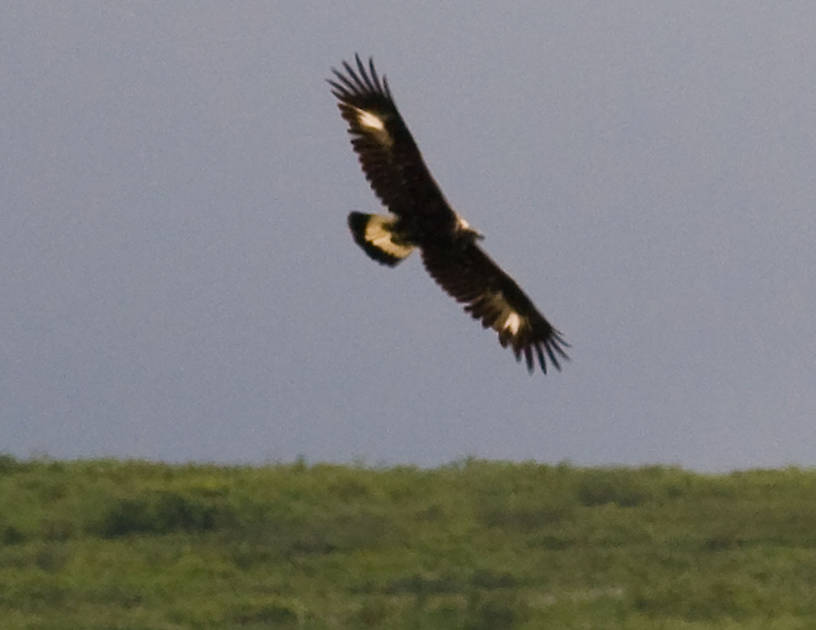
[329,55,569,373]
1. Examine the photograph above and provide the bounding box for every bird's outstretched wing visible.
[328,55,453,222]
[421,242,569,373]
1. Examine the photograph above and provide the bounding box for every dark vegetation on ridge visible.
[1,455,815,628]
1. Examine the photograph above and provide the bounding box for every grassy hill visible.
[1,455,815,628]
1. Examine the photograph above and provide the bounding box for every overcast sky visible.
[2,3,814,471]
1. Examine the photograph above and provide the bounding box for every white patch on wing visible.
[353,107,385,131]
[365,215,414,259]
[502,312,522,335]
[349,106,393,148]
[484,291,523,336]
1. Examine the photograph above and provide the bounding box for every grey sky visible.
[2,3,814,471]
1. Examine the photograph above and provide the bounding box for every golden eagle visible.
[329,55,569,373]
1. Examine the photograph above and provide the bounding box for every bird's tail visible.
[347,212,415,267]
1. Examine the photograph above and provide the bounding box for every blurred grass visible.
[1,455,815,628]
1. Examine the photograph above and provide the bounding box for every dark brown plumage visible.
[329,55,569,373]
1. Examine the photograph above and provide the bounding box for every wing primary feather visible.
[342,59,367,94]
[340,60,357,85]
[535,344,548,373]
[543,343,558,371]
[554,332,571,354]
[328,70,357,97]
[355,54,375,92]
[331,57,391,101]
[338,62,359,93]
[524,346,534,372]
[368,57,383,93]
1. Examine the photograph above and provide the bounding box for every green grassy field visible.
[1,455,815,628]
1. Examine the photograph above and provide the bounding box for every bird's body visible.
[329,55,568,373]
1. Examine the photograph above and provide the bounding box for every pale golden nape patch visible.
[365,216,414,259]
[453,212,483,239]
[454,213,471,230]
